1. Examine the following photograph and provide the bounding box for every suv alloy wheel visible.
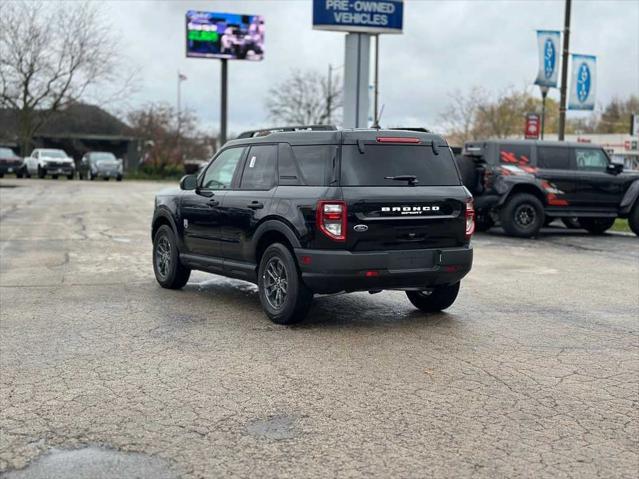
[153,225,191,289]
[257,243,313,325]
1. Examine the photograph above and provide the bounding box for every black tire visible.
[475,211,494,232]
[116,175,122,182]
[257,243,313,325]
[500,193,545,238]
[52,174,58,180]
[406,282,460,313]
[89,170,95,181]
[0,173,3,178]
[578,217,615,235]
[629,204,639,237]
[67,173,74,180]
[16,171,23,178]
[104,177,109,181]
[153,225,191,289]
[561,217,580,229]
[37,166,45,179]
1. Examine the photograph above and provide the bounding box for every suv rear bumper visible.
[295,246,473,294]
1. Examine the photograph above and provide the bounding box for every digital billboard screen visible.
[186,11,264,60]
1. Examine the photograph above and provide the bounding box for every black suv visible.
[151,128,475,324]
[456,140,639,237]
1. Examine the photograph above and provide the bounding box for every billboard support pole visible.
[558,0,572,141]
[220,59,228,147]
[372,34,380,128]
[343,33,370,129]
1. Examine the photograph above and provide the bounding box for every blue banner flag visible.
[534,30,561,88]
[568,54,597,111]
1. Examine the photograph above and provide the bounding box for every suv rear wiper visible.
[384,175,419,186]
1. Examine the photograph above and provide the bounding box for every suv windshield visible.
[340,145,460,186]
[0,147,16,158]
[92,152,117,161]
[40,150,67,158]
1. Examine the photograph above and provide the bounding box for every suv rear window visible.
[340,145,460,186]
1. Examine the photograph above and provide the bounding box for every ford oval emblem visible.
[354,224,368,232]
[543,38,555,79]
[577,62,591,103]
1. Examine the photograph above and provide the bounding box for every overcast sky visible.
[103,0,639,134]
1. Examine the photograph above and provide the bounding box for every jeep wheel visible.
[37,166,45,179]
[629,204,639,236]
[258,243,313,325]
[153,225,191,289]
[500,193,544,238]
[406,282,460,313]
[67,173,74,180]
[578,217,615,235]
[51,174,58,180]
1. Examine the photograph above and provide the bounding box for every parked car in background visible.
[78,151,123,181]
[456,140,639,237]
[23,148,75,179]
[0,147,24,178]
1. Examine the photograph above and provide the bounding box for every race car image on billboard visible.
[186,11,264,61]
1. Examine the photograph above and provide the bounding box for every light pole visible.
[558,0,572,141]
[539,85,549,140]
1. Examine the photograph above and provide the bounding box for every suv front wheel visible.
[153,225,191,289]
[406,282,460,313]
[500,193,544,238]
[258,243,313,325]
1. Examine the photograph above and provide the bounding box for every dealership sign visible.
[313,0,403,34]
[525,113,540,139]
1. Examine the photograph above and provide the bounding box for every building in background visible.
[0,104,142,170]
[540,133,639,170]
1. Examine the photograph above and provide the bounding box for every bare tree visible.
[438,87,484,145]
[0,1,135,155]
[266,69,342,126]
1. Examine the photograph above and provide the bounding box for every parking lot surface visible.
[1,179,638,478]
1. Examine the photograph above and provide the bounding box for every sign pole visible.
[343,33,371,129]
[540,86,548,140]
[558,0,572,141]
[373,34,380,127]
[220,59,228,146]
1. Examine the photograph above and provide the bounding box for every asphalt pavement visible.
[0,178,637,478]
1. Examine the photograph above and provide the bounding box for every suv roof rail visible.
[236,125,337,139]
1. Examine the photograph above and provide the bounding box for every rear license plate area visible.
[388,250,435,269]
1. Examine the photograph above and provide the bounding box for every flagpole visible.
[558,0,572,141]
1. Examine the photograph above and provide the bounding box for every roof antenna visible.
[372,104,385,130]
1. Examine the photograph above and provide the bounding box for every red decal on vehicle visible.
[547,193,569,206]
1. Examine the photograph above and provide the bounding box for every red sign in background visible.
[525,113,540,139]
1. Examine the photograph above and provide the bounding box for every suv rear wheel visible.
[500,193,544,238]
[406,282,460,313]
[153,225,191,289]
[258,243,313,325]
[578,217,615,235]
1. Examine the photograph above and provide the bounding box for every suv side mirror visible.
[179,174,197,190]
[607,163,623,175]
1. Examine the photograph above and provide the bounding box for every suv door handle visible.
[247,201,264,210]
[208,199,220,207]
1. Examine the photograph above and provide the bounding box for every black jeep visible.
[456,140,639,237]
[151,128,475,324]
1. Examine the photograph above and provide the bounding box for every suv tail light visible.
[465,201,475,239]
[316,201,347,242]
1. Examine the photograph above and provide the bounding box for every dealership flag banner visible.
[534,30,560,88]
[568,54,597,111]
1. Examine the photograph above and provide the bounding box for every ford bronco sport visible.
[152,128,474,324]
[456,140,639,237]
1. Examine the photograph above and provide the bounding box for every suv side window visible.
[538,146,573,170]
[575,149,608,171]
[292,145,336,185]
[499,144,532,165]
[239,145,277,190]
[201,147,245,190]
